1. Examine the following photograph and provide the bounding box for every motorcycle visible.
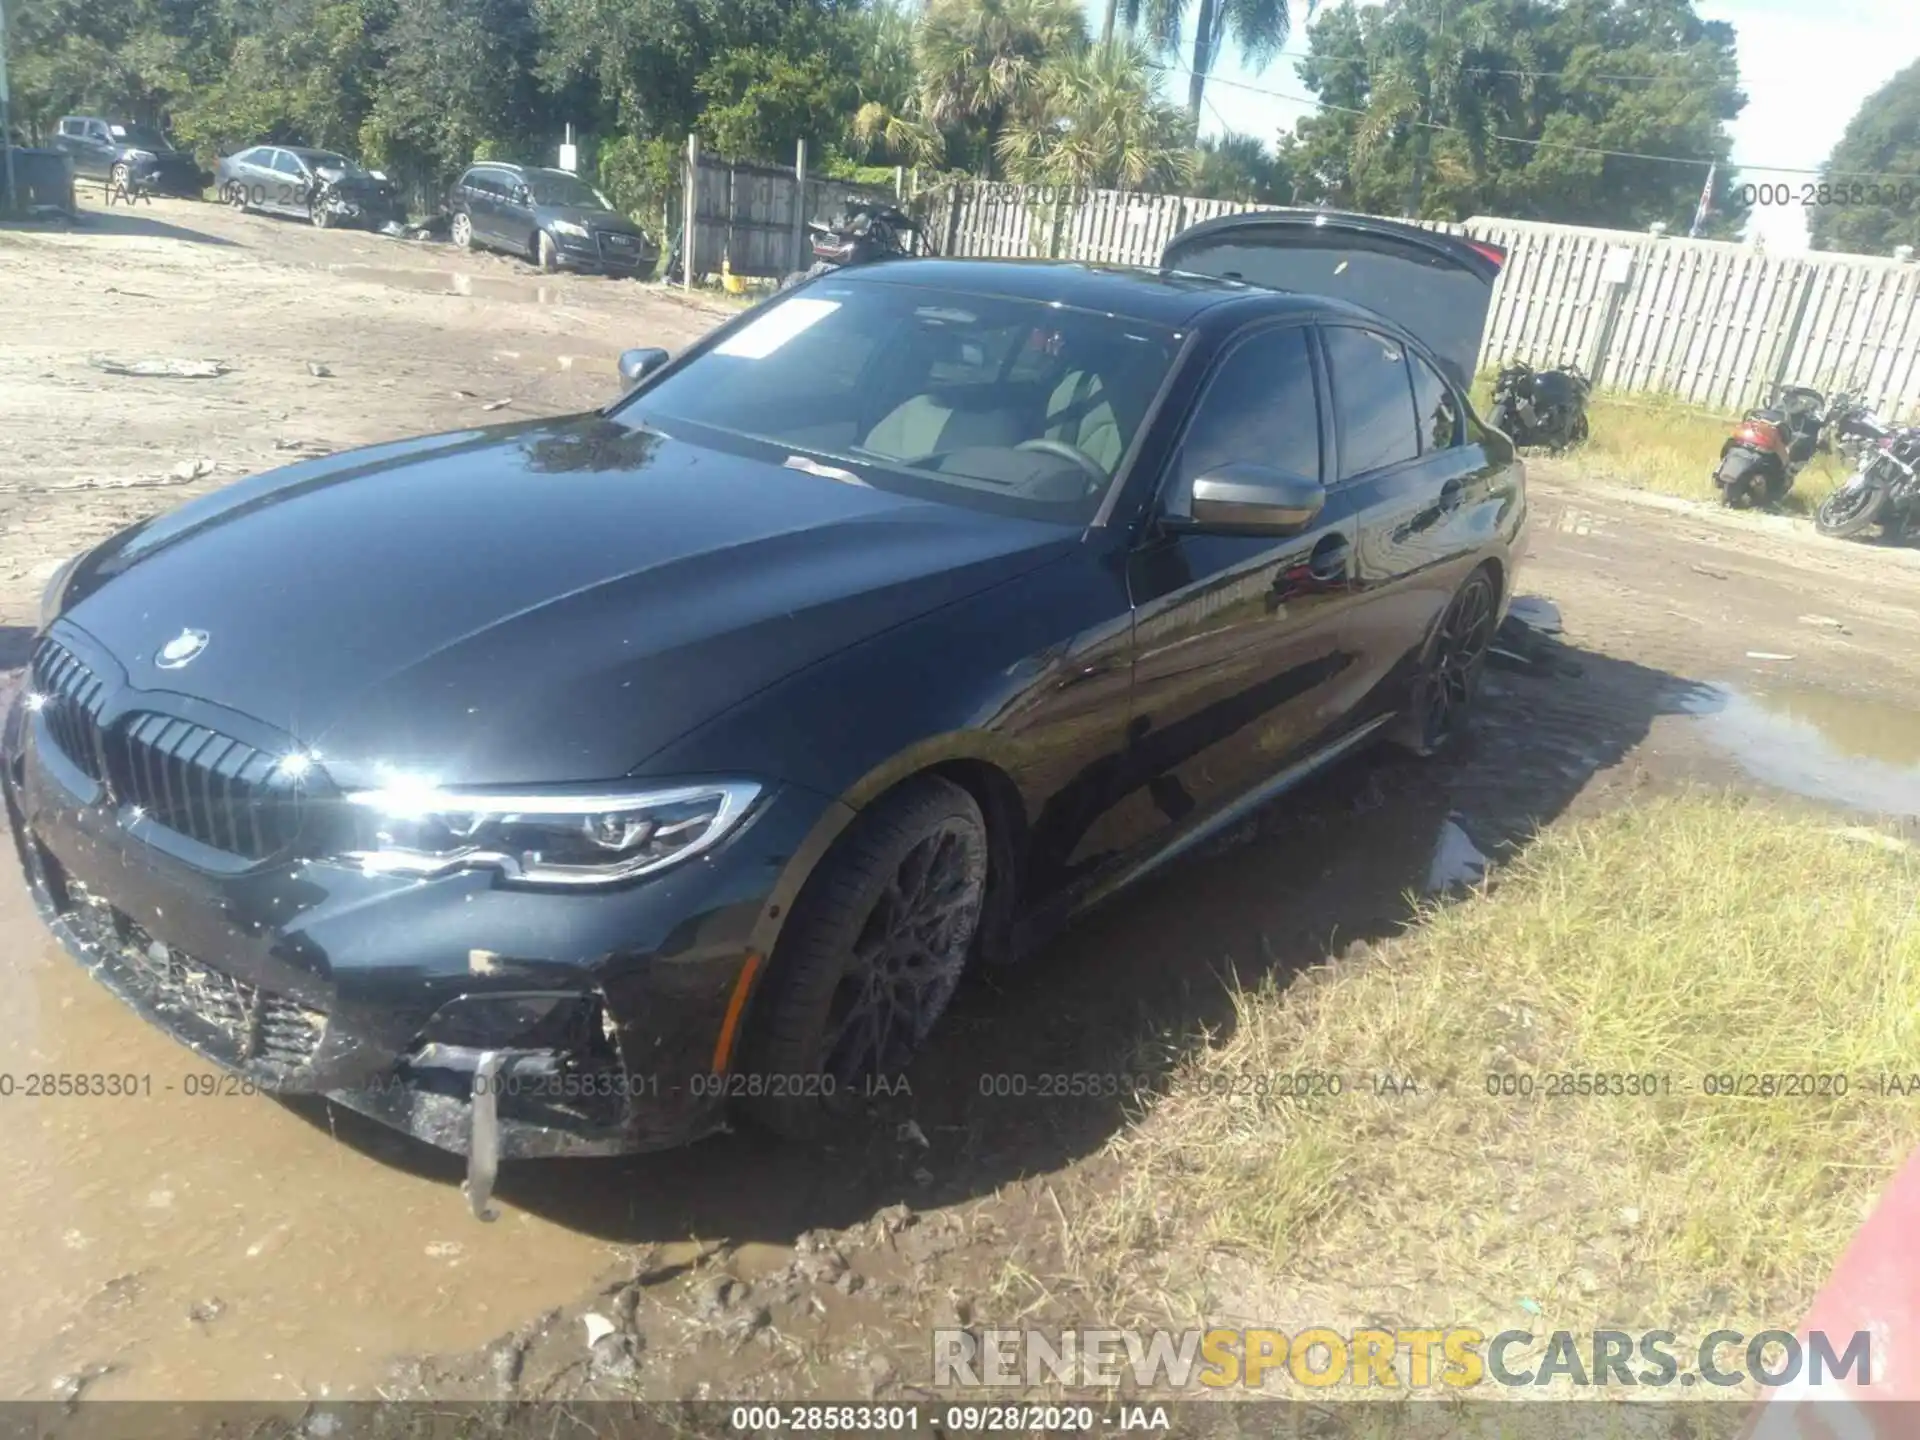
[778,201,924,291]
[1825,392,1890,469]
[1712,384,1834,508]
[1815,421,1919,542]
[1488,360,1592,451]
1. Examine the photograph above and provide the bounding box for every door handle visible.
[1307,533,1351,584]
[1439,479,1465,512]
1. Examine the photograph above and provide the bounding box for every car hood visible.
[57,416,1076,785]
[537,204,645,235]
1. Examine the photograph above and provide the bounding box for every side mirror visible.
[1174,462,1325,536]
[617,347,670,390]
[514,187,532,207]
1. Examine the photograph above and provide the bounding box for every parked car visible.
[216,145,403,230]
[52,116,208,197]
[447,163,656,276]
[6,214,1521,1220]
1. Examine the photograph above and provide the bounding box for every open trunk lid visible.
[1160,208,1504,392]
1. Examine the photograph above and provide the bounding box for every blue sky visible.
[1088,0,1920,251]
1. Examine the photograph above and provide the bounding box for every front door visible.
[1113,320,1363,856]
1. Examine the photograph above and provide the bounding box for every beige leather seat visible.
[862,392,1023,460]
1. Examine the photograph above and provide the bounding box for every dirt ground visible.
[5,195,1920,1406]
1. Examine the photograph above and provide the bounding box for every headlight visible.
[550,219,590,239]
[38,554,79,630]
[340,780,760,886]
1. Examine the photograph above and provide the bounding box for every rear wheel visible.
[740,776,989,1139]
[1816,479,1887,539]
[224,180,249,211]
[1392,569,1498,757]
[451,211,472,250]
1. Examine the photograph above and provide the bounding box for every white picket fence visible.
[919,182,1920,419]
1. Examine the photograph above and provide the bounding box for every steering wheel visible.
[1015,438,1106,488]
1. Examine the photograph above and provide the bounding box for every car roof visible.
[282,146,349,161]
[827,257,1336,327]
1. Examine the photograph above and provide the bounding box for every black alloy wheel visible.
[1402,570,1497,755]
[742,776,989,1138]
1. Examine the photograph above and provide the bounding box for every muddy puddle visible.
[1686,682,1920,814]
[0,871,634,1401]
[328,266,571,305]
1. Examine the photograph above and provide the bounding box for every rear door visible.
[81,120,115,178]
[468,170,506,245]
[1321,323,1502,722]
[1103,319,1363,864]
[1160,210,1504,394]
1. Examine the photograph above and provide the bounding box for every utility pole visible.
[0,0,17,216]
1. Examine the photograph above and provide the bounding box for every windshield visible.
[614,278,1182,523]
[527,172,611,208]
[109,124,171,150]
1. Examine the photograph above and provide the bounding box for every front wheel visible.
[536,230,559,273]
[1816,478,1888,539]
[109,161,131,195]
[740,776,989,1140]
[309,198,332,229]
[451,212,473,250]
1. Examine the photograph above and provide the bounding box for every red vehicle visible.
[1713,385,1828,507]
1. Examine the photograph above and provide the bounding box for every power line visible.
[1158,62,1920,182]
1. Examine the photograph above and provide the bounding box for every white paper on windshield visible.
[715,299,841,359]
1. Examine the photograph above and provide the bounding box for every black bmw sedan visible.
[5,213,1523,1217]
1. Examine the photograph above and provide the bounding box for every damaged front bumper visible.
[2,678,830,1217]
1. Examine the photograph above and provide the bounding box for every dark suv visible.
[447,163,656,277]
[54,116,208,197]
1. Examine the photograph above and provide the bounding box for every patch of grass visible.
[1088,795,1920,1351]
[1466,378,1853,514]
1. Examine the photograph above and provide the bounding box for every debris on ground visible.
[307,361,333,378]
[481,398,512,411]
[169,458,213,482]
[1746,651,1795,661]
[1425,816,1489,893]
[88,356,229,379]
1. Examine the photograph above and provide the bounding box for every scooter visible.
[1712,384,1829,508]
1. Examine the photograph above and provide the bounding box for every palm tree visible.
[1190,130,1292,201]
[916,0,1088,170]
[849,0,947,167]
[1140,0,1313,127]
[996,38,1195,190]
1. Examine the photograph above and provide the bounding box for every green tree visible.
[915,0,1086,173]
[1291,0,1747,232]
[1189,129,1293,201]
[1810,59,1920,256]
[997,37,1194,189]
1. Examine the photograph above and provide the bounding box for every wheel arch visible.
[734,739,1033,1058]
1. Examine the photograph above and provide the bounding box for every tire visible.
[309,199,331,229]
[1570,411,1590,444]
[1816,479,1888,539]
[223,180,248,211]
[535,231,558,273]
[1390,568,1499,758]
[740,776,990,1140]
[451,211,473,250]
[1715,455,1757,508]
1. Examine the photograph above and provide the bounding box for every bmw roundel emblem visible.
[155,628,210,669]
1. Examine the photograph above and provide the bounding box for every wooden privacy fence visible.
[680,138,899,281]
[923,181,1920,420]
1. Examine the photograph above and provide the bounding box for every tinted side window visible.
[1323,326,1421,479]
[60,119,82,137]
[1174,325,1322,489]
[1410,353,1461,452]
[271,151,304,176]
